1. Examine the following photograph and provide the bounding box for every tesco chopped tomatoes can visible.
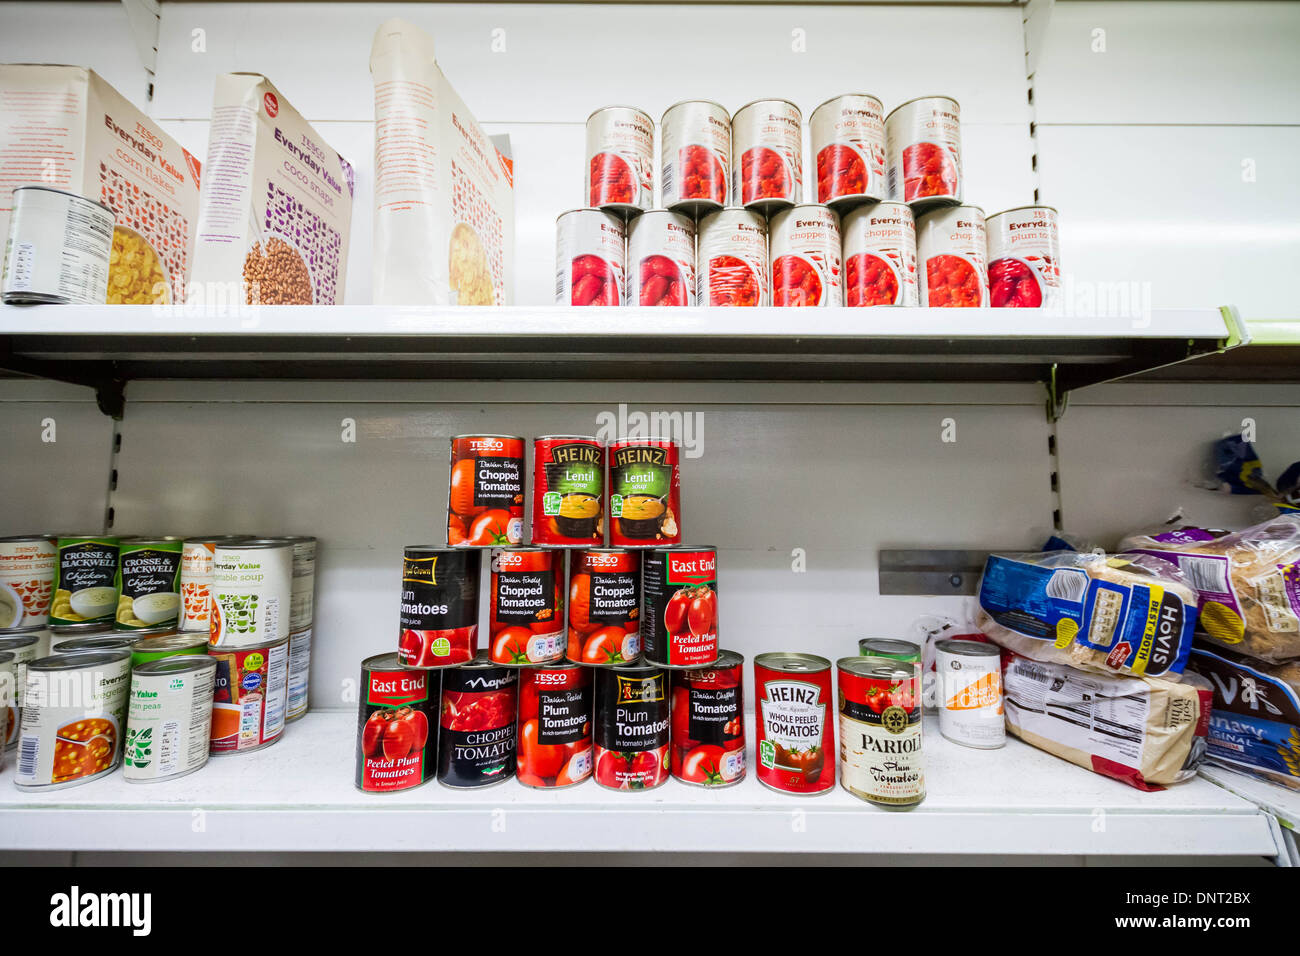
[671,649,745,787]
[697,207,768,307]
[769,204,842,307]
[841,201,918,307]
[398,546,480,668]
[489,548,565,666]
[661,99,731,213]
[567,548,641,666]
[838,657,925,808]
[884,95,962,207]
[811,94,887,207]
[447,434,525,547]
[594,663,670,791]
[437,650,518,789]
[532,435,605,546]
[555,208,626,306]
[733,98,802,210]
[754,652,834,795]
[585,105,655,214]
[356,652,437,793]
[641,546,719,669]
[986,205,1061,310]
[517,661,593,789]
[916,205,988,308]
[627,210,696,307]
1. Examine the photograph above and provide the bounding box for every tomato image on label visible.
[741,147,791,204]
[988,257,1043,308]
[639,255,687,306]
[772,255,823,307]
[902,142,958,201]
[678,144,727,205]
[845,252,900,307]
[437,659,518,788]
[589,152,634,206]
[708,255,760,307]
[571,254,619,306]
[817,144,866,203]
[926,254,982,307]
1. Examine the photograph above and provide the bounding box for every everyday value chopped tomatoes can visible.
[567,548,641,666]
[437,650,518,789]
[732,98,802,210]
[671,649,745,787]
[585,106,655,214]
[517,661,593,789]
[489,548,565,666]
[447,434,526,547]
[555,208,625,306]
[754,652,834,795]
[661,100,730,213]
[593,663,670,791]
[811,94,887,207]
[627,210,696,307]
[769,204,842,307]
[697,207,768,307]
[986,205,1060,310]
[837,657,925,808]
[640,546,719,669]
[841,201,918,307]
[532,435,605,546]
[916,204,988,308]
[356,652,438,793]
[397,546,480,668]
[884,95,962,207]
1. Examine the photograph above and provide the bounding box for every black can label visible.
[51,537,121,627]
[114,541,183,630]
[399,549,480,668]
[437,666,518,787]
[595,669,669,752]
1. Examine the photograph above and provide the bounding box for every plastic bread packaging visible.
[976,551,1198,679]
[1002,650,1211,790]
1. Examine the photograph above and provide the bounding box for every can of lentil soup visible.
[916,204,988,308]
[732,98,803,210]
[209,538,293,647]
[585,105,655,214]
[754,652,834,795]
[627,210,695,307]
[489,548,565,666]
[567,548,641,666]
[532,435,605,547]
[555,208,626,306]
[50,536,121,631]
[841,201,918,307]
[671,649,745,787]
[113,536,184,632]
[0,534,56,628]
[811,93,887,207]
[356,652,438,793]
[934,638,1005,749]
[769,204,843,307]
[838,657,925,808]
[593,663,670,791]
[208,634,289,754]
[517,661,593,789]
[697,207,768,307]
[437,651,518,789]
[123,655,218,783]
[398,546,480,668]
[885,95,962,207]
[661,100,731,213]
[986,205,1061,310]
[641,546,719,669]
[447,434,526,547]
[130,631,209,667]
[2,186,115,305]
[607,436,681,548]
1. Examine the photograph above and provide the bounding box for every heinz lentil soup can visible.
[607,437,681,548]
[532,435,605,547]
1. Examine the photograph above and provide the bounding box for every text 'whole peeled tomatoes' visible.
[627,210,695,307]
[916,205,988,308]
[697,207,768,307]
[555,208,625,306]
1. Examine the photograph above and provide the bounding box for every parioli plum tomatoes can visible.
[754,652,834,795]
[986,205,1061,310]
[398,547,480,668]
[697,207,768,307]
[356,652,437,793]
[733,99,802,211]
[661,100,730,213]
[885,95,962,207]
[841,201,918,307]
[556,208,625,306]
[594,663,670,791]
[811,94,887,207]
[489,549,565,666]
[608,437,681,547]
[567,549,641,666]
[837,657,924,808]
[769,205,842,307]
[671,650,745,787]
[627,211,695,307]
[641,546,719,669]
[517,662,593,789]
[447,434,525,547]
[437,651,518,789]
[585,106,655,214]
[533,435,605,546]
[916,205,988,308]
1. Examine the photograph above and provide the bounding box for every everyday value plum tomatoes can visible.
[754,652,834,795]
[489,548,565,666]
[208,635,289,754]
[627,210,695,307]
[986,205,1060,310]
[841,201,918,307]
[555,208,625,306]
[533,435,605,546]
[641,546,719,669]
[885,95,962,207]
[398,546,480,668]
[916,205,988,308]
[593,663,670,791]
[585,106,655,214]
[567,549,641,666]
[671,650,745,787]
[517,662,593,789]
[437,651,518,789]
[769,205,842,307]
[811,94,887,207]
[697,208,768,307]
[608,437,681,548]
[356,652,438,794]
[732,99,802,211]
[661,100,730,213]
[447,434,526,547]
[837,657,925,808]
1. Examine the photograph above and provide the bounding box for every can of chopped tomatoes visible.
[916,205,988,308]
[517,662,593,789]
[811,94,887,207]
[555,208,626,306]
[841,201,918,307]
[532,435,605,546]
[447,434,526,547]
[661,100,731,213]
[593,663,670,791]
[356,652,438,793]
[754,652,834,795]
[398,546,480,668]
[641,546,719,669]
[986,205,1060,310]
[733,98,802,210]
[437,650,518,789]
[885,95,962,207]
[671,649,745,787]
[567,548,641,666]
[769,204,842,307]
[489,548,565,666]
[607,436,681,547]
[627,210,696,307]
[585,105,655,214]
[697,207,768,307]
[838,657,925,808]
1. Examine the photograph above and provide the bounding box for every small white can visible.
[768,204,842,307]
[0,534,56,627]
[209,538,293,648]
[627,210,695,307]
[697,207,769,307]
[733,99,803,210]
[284,535,317,631]
[123,655,217,783]
[287,625,312,722]
[916,205,988,308]
[810,94,887,207]
[178,536,234,633]
[585,106,655,214]
[0,629,45,749]
[986,205,1061,310]
[661,100,731,213]
[934,638,1004,749]
[2,186,115,305]
[841,202,919,307]
[884,96,963,207]
[555,208,626,306]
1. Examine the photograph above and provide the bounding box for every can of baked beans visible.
[838,657,925,808]
[113,536,184,632]
[593,663,670,791]
[123,655,217,783]
[129,631,208,667]
[0,628,42,748]
[489,548,565,666]
[286,625,312,722]
[671,649,745,787]
[986,205,1061,310]
[2,185,114,305]
[398,546,480,668]
[811,94,887,207]
[627,210,695,307]
[209,538,292,647]
[356,652,438,793]
[858,637,921,664]
[585,105,655,214]
[50,536,121,631]
[208,634,289,754]
[733,99,802,210]
[841,201,918,307]
[754,652,834,795]
[607,436,682,548]
[567,548,641,666]
[447,434,526,547]
[555,208,626,306]
[769,204,842,307]
[916,205,988,308]
[437,650,518,789]
[284,535,317,632]
[532,435,605,547]
[935,638,1004,749]
[0,534,56,628]
[661,100,731,213]
[697,207,768,307]
[885,95,962,207]
[641,546,719,669]
[517,661,593,789]
[178,536,240,633]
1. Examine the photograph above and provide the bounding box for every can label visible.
[641,548,719,668]
[568,549,641,665]
[50,537,121,628]
[608,439,681,548]
[671,661,745,785]
[448,435,525,546]
[0,537,56,627]
[209,544,292,647]
[16,655,132,787]
[0,634,41,748]
[532,437,605,546]
[661,101,730,211]
[811,95,887,205]
[733,100,802,208]
[357,662,436,793]
[755,665,834,794]
[769,206,842,307]
[885,97,962,205]
[209,640,289,753]
[3,188,114,305]
[838,667,924,805]
[288,540,315,631]
[555,209,625,306]
[179,540,218,632]
[398,549,479,667]
[517,665,593,788]
[114,540,183,631]
[594,668,670,790]
[438,666,517,787]
[917,206,988,308]
[697,208,768,307]
[287,626,312,720]
[987,206,1061,309]
[586,107,654,212]
[489,550,565,665]
[124,663,216,782]
[842,201,918,307]
[627,211,696,307]
[936,645,1005,748]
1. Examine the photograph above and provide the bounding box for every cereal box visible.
[0,64,202,304]
[191,73,354,305]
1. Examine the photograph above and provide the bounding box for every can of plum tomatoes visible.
[732,98,802,210]
[437,650,518,789]
[585,105,655,214]
[447,433,525,547]
[934,638,1004,749]
[697,207,768,307]
[398,546,480,668]
[754,652,834,795]
[841,201,918,307]
[769,204,842,307]
[837,657,925,808]
[885,95,962,207]
[916,205,988,308]
[555,208,625,306]
[641,546,719,669]
[594,663,670,791]
[517,662,593,789]
[567,549,640,666]
[811,94,887,207]
[208,634,289,754]
[627,210,695,307]
[489,548,565,666]
[532,435,605,546]
[985,205,1060,310]
[607,437,681,548]
[356,652,438,793]
[661,100,731,213]
[0,534,56,628]
[671,649,745,787]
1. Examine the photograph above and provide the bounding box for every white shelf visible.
[1200,765,1300,832]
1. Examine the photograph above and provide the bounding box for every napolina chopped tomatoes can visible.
[585,106,655,214]
[567,548,641,666]
[697,207,768,307]
[732,98,802,210]
[841,201,918,307]
[594,663,670,791]
[641,546,719,669]
[448,434,526,547]
[607,437,681,548]
[356,652,437,793]
[769,204,842,307]
[627,210,695,307]
[754,652,834,795]
[811,93,887,207]
[532,435,605,546]
[437,650,518,789]
[661,100,730,213]
[837,657,925,808]
[517,661,593,789]
[555,208,625,306]
[916,205,988,308]
[885,95,962,207]
[671,649,745,787]
[986,205,1061,310]
[398,546,480,668]
[489,548,565,666]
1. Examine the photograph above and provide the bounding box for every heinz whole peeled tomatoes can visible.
[916,205,988,308]
[532,435,605,546]
[733,98,802,210]
[398,546,479,668]
[489,548,565,666]
[627,210,695,307]
[661,100,730,214]
[769,205,842,307]
[567,549,641,666]
[447,434,525,547]
[697,207,768,307]
[671,650,745,787]
[594,663,670,791]
[754,652,834,795]
[641,546,719,669]
[607,437,681,548]
[517,662,593,789]
[356,652,437,793]
[437,651,518,789]
[556,208,626,306]
[585,106,654,214]
[811,94,887,207]
[842,201,918,307]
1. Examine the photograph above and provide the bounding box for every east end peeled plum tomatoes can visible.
[447,434,525,548]
[697,207,768,307]
[437,651,518,789]
[555,208,625,307]
[671,650,745,787]
[732,98,802,211]
[769,205,842,308]
[532,435,605,547]
[593,664,670,791]
[986,205,1061,310]
[841,201,919,308]
[398,546,479,668]
[641,546,719,669]
[754,652,835,795]
[517,662,593,789]
[489,549,565,666]
[607,437,681,548]
[916,205,988,308]
[838,657,925,809]
[585,106,654,214]
[356,652,437,793]
[885,95,962,207]
[811,93,887,207]
[627,210,695,307]
[661,99,730,214]
[567,549,641,666]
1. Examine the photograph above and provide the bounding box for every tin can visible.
[555,208,625,306]
[811,94,887,207]
[885,95,962,207]
[532,435,605,547]
[842,201,919,307]
[447,434,526,547]
[0,534,56,627]
[398,546,480,667]
[858,638,922,664]
[934,638,1005,749]
[838,657,925,808]
[0,629,43,748]
[733,99,803,210]
[437,651,518,789]
[0,651,13,765]
[123,656,217,783]
[284,535,317,631]
[769,204,842,307]
[356,652,438,793]
[517,661,593,789]
[286,626,312,722]
[593,663,670,790]
[607,436,681,548]
[641,546,719,669]
[916,204,988,308]
[627,210,696,307]
[986,205,1061,310]
[585,106,655,214]
[113,536,184,631]
[51,633,133,654]
[567,548,641,665]
[661,99,731,213]
[697,207,769,307]
[50,536,121,631]
[754,652,834,795]
[670,649,745,786]
[130,631,208,667]
[208,634,289,754]
[208,538,292,647]
[178,536,238,633]
[489,548,565,665]
[2,186,114,305]
[14,649,132,789]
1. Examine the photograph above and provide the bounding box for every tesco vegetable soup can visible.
[732,98,803,210]
[754,652,834,795]
[488,548,565,666]
[841,201,918,307]
[884,95,962,207]
[593,663,670,791]
[356,652,438,793]
[769,204,842,307]
[627,210,695,307]
[661,100,731,213]
[916,204,988,308]
[640,546,719,669]
[838,657,925,808]
[697,207,768,307]
[208,538,292,647]
[516,661,593,789]
[447,434,526,547]
[607,437,681,548]
[532,435,605,547]
[585,105,655,214]
[986,205,1061,310]
[437,650,518,789]
[555,208,625,306]
[810,93,887,207]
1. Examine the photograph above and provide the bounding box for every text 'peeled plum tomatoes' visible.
[841,201,918,307]
[768,204,842,307]
[626,210,695,307]
[810,93,887,206]
[641,546,719,669]
[697,207,768,307]
[985,205,1060,309]
[732,99,802,210]
[355,652,437,793]
[916,205,988,308]
[661,100,730,213]
[585,106,654,213]
[885,96,962,207]
[555,208,625,306]
[446,434,525,547]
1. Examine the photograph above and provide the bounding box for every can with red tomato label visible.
[838,657,925,808]
[811,93,887,207]
[585,106,655,215]
[697,207,768,307]
[769,204,842,308]
[356,652,438,793]
[754,652,834,795]
[661,100,731,214]
[398,546,480,668]
[607,437,681,548]
[627,210,696,307]
[841,201,918,307]
[916,205,988,308]
[437,650,517,789]
[593,663,670,791]
[555,208,626,307]
[517,662,593,789]
[532,435,605,547]
[489,548,565,666]
[641,546,719,669]
[732,99,802,211]
[986,205,1060,310]
[885,95,962,208]
[567,548,641,666]
[448,434,526,548]
[671,649,745,787]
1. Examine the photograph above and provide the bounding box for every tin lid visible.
[755,651,830,673]
[209,632,291,653]
[56,535,121,544]
[734,97,802,118]
[133,654,217,677]
[935,638,1000,657]
[916,203,985,221]
[279,535,318,545]
[987,204,1059,220]
[0,650,14,665]
[604,660,664,677]
[182,535,246,545]
[535,434,600,442]
[122,625,181,639]
[450,433,525,442]
[706,648,744,670]
[53,634,135,652]
[662,98,729,119]
[628,209,693,227]
[0,631,41,649]
[220,537,293,550]
[130,632,208,653]
[608,435,680,447]
[811,92,884,116]
[10,185,116,215]
[858,638,921,659]
[884,95,960,121]
[838,656,916,680]
[119,535,186,544]
[699,206,766,223]
[650,544,716,553]
[403,544,466,556]
[0,534,54,544]
[556,207,622,223]
[361,651,409,672]
[30,649,131,671]
[586,104,654,125]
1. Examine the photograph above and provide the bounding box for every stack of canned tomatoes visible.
[559,96,1062,311]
